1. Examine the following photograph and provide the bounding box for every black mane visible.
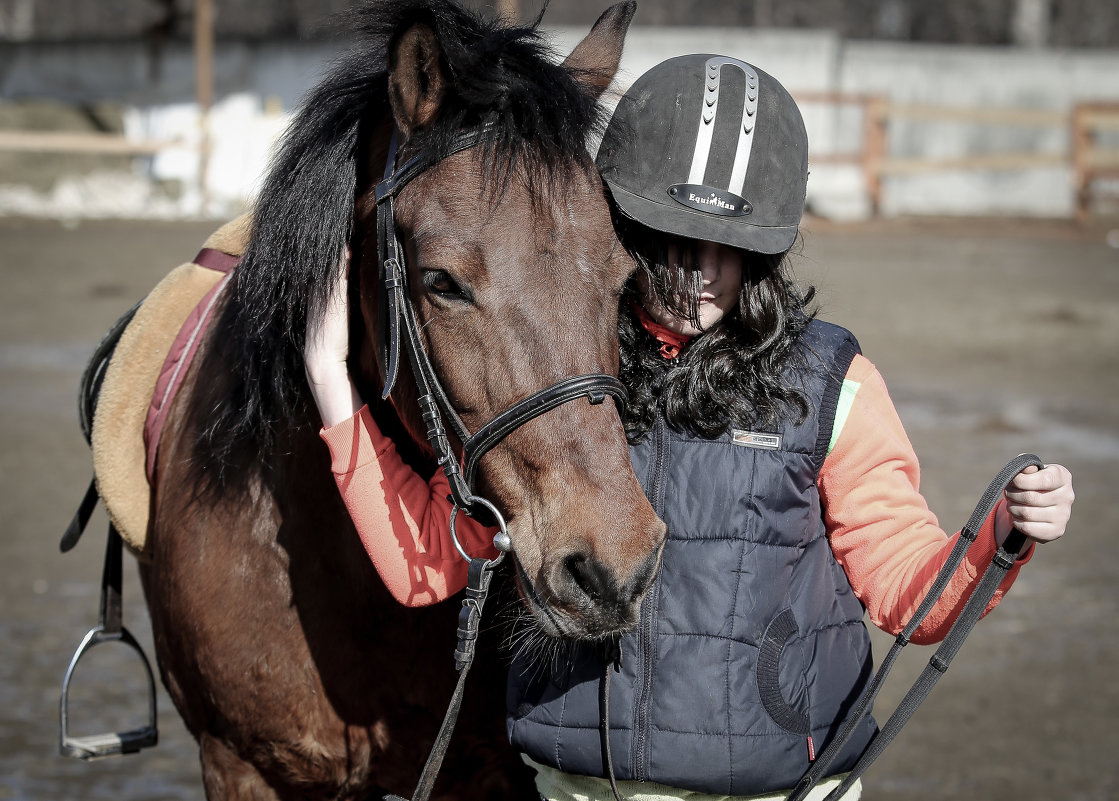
[196,0,609,482]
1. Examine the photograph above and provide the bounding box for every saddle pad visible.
[91,215,250,555]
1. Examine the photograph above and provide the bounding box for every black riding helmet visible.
[596,54,808,255]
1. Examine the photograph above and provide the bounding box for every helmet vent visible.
[687,56,760,196]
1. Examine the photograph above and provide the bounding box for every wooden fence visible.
[1,92,1117,221]
[0,0,215,213]
[0,131,181,155]
[795,92,1119,222]
[1072,103,1119,222]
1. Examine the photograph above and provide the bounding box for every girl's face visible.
[639,240,743,337]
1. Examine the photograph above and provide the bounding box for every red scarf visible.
[633,303,692,360]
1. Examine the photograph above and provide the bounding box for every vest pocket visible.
[756,608,810,736]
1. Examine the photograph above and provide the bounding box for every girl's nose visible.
[698,242,721,283]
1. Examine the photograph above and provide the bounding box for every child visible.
[305,54,1074,801]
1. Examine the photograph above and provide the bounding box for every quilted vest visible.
[506,320,877,796]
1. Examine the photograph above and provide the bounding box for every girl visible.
[306,55,1074,801]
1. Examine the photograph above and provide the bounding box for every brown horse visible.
[140,2,664,799]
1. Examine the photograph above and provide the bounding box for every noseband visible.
[374,127,628,561]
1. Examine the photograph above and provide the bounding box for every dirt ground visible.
[1,214,1117,800]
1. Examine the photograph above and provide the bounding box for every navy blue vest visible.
[507,320,878,796]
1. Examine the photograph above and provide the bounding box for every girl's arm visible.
[306,255,495,606]
[319,406,495,606]
[819,354,1073,644]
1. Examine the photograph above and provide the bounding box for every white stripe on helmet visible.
[686,56,760,195]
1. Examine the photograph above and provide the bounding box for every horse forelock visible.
[373,0,607,183]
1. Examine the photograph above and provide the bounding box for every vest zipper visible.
[634,411,668,782]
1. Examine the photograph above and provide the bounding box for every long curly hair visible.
[615,210,817,443]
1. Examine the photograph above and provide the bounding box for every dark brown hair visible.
[614,210,816,442]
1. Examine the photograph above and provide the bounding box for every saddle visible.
[89,215,249,554]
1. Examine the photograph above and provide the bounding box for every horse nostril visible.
[628,545,662,602]
[562,552,615,606]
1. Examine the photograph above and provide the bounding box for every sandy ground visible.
[1,215,1117,800]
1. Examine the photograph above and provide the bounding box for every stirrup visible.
[59,625,159,759]
[59,526,158,759]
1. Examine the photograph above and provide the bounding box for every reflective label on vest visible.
[732,429,781,449]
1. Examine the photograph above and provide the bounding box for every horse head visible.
[360,1,666,641]
[221,0,665,641]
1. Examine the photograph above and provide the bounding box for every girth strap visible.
[79,300,143,446]
[61,298,142,553]
[60,478,100,554]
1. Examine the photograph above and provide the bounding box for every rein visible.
[374,127,627,801]
[789,453,1043,801]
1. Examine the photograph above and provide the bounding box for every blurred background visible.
[1,0,1118,220]
[2,2,1118,800]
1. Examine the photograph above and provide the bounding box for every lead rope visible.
[788,454,1044,801]
[384,555,502,801]
[599,637,625,801]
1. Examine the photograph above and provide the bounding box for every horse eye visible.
[421,269,469,301]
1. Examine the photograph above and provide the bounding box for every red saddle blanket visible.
[142,248,238,483]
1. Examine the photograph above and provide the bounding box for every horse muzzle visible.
[514,532,666,640]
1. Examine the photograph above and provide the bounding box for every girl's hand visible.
[305,249,362,427]
[1001,463,1075,545]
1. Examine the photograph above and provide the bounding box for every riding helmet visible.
[596,54,808,255]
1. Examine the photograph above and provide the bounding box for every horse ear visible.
[388,23,446,136]
[561,1,637,101]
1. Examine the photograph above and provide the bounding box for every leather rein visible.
[375,126,627,801]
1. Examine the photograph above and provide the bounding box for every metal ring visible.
[449,495,510,566]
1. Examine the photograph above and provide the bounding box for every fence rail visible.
[2,97,1118,221]
[1072,103,1119,222]
[0,131,183,155]
[794,92,1119,221]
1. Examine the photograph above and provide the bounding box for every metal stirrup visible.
[59,525,159,760]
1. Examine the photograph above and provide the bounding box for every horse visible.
[136,1,665,799]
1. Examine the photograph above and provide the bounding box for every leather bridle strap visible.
[374,126,629,518]
[788,453,1043,801]
[462,374,627,488]
[375,127,488,404]
[383,556,500,801]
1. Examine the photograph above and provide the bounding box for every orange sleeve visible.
[820,355,1033,645]
[319,406,497,607]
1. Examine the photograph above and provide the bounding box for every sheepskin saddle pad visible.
[91,215,249,555]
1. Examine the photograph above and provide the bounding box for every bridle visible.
[374,125,628,561]
[374,126,628,801]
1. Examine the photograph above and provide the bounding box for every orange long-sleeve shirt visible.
[320,409,498,607]
[821,354,1030,643]
[321,354,1030,641]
